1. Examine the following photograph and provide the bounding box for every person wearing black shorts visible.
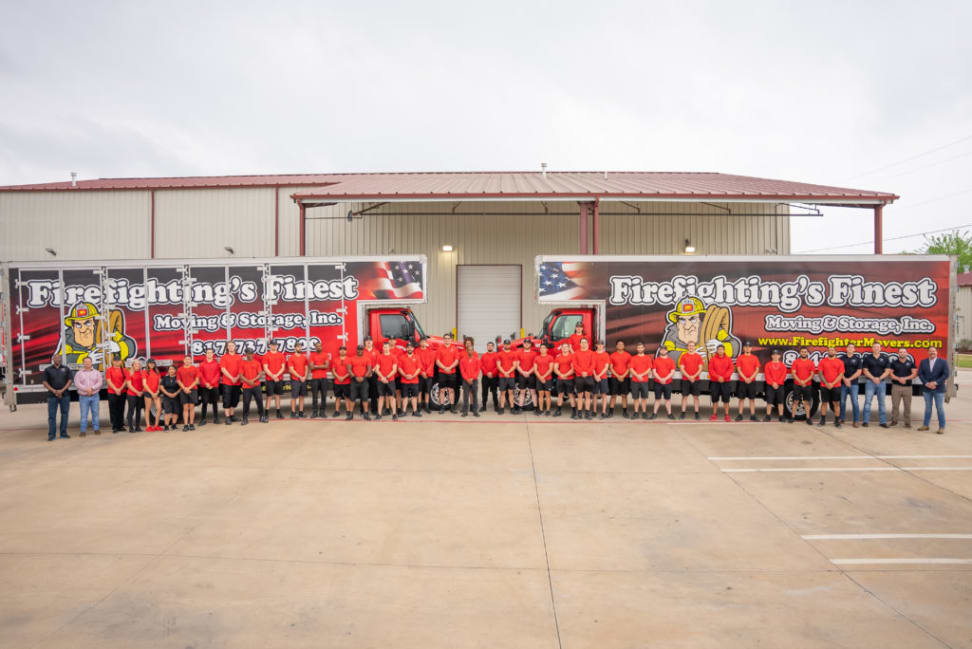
[651,347,677,419]
[287,342,310,419]
[571,338,595,420]
[592,342,611,418]
[240,351,268,425]
[790,347,817,426]
[398,342,422,417]
[516,339,538,414]
[330,347,352,417]
[374,341,399,421]
[417,338,436,414]
[707,346,734,422]
[553,342,576,417]
[733,342,761,422]
[262,340,286,419]
[176,355,199,431]
[817,345,845,427]
[534,343,555,415]
[677,341,704,420]
[627,342,653,419]
[608,341,632,418]
[348,345,373,420]
[219,341,243,424]
[496,340,517,414]
[159,366,181,431]
[762,350,788,422]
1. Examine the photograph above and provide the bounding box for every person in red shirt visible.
[397,342,422,417]
[678,341,704,420]
[628,343,653,419]
[362,337,380,414]
[240,350,268,425]
[567,322,586,352]
[435,332,460,414]
[348,345,374,420]
[592,342,612,418]
[262,340,287,419]
[553,342,576,417]
[219,341,243,425]
[707,346,734,422]
[106,355,129,433]
[308,340,331,419]
[479,341,499,413]
[571,338,596,420]
[651,347,677,419]
[177,355,200,431]
[762,349,789,422]
[330,347,352,418]
[125,358,145,433]
[142,358,162,431]
[288,341,310,419]
[516,339,539,415]
[417,338,437,414]
[459,337,482,417]
[734,342,761,422]
[495,340,518,415]
[375,341,399,421]
[197,347,222,426]
[608,341,632,418]
[791,347,817,426]
[534,343,555,415]
[817,345,845,427]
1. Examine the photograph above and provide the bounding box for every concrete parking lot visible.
[0,380,970,649]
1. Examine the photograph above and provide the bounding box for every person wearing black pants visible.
[480,341,499,412]
[106,355,128,433]
[240,351,268,425]
[125,359,145,433]
[459,337,481,417]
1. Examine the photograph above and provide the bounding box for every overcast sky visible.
[2,0,970,254]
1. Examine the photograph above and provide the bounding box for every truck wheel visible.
[783,385,819,421]
[429,382,443,408]
[512,386,535,409]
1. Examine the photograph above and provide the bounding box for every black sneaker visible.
[534,410,542,416]
[290,411,297,419]
[862,422,869,427]
[363,412,371,421]
[553,409,562,417]
[189,424,195,431]
[734,414,743,422]
[412,411,421,417]
[345,413,353,421]
[805,418,813,426]
[473,411,480,417]
[694,412,700,420]
[312,409,319,419]
[544,410,551,417]
[241,418,249,426]
[461,411,468,417]
[641,412,649,420]
[834,420,842,428]
[375,414,382,421]
[763,415,772,423]
[879,423,889,428]
[818,417,826,426]
[585,411,593,420]
[198,419,207,427]
[749,415,758,422]
[277,410,284,419]
[225,419,231,426]
[679,412,686,420]
[182,425,189,432]
[392,414,398,421]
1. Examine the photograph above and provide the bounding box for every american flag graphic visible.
[370,261,424,299]
[538,262,588,300]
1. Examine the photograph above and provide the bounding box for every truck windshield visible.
[379,314,411,340]
[411,314,427,339]
[550,314,583,341]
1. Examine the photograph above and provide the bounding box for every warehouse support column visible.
[274,186,280,257]
[299,202,306,256]
[150,189,156,259]
[592,198,600,254]
[579,202,589,254]
[873,204,883,254]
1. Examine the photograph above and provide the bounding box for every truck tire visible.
[512,386,535,409]
[783,383,819,421]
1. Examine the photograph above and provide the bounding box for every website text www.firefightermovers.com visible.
[757,336,944,349]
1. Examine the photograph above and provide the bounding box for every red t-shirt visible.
[417,348,436,376]
[262,351,286,378]
[792,358,816,383]
[197,359,219,387]
[219,354,242,386]
[653,356,676,383]
[349,355,372,378]
[176,365,199,389]
[480,351,498,377]
[126,369,145,396]
[568,333,586,352]
[106,366,128,393]
[288,353,308,380]
[819,357,844,385]
[517,349,538,373]
[332,357,351,384]
[764,361,788,387]
[459,352,481,382]
[143,370,160,393]
[735,354,760,381]
[497,350,517,375]
[708,355,733,382]
[593,351,610,377]
[363,346,379,366]
[609,350,631,377]
[376,353,398,380]
[572,350,595,376]
[678,352,704,378]
[241,359,262,384]
[554,353,574,378]
[629,354,653,381]
[436,346,459,374]
[309,351,330,379]
[535,353,554,380]
[398,354,420,383]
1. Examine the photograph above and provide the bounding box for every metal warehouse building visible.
[0,171,896,343]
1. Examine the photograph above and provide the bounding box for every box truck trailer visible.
[522,255,956,419]
[1,256,461,409]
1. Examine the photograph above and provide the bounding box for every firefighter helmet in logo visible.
[55,301,137,369]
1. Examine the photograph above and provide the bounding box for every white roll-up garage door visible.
[457,265,521,352]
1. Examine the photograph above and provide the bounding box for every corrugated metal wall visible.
[0,187,794,337]
[0,190,151,261]
[956,286,972,343]
[154,187,276,259]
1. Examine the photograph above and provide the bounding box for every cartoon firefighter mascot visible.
[54,302,137,369]
[660,297,740,368]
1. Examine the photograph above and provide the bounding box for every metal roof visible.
[0,171,898,206]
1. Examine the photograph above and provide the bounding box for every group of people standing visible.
[39,328,951,440]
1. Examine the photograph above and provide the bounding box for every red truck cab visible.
[513,307,597,350]
[367,307,462,352]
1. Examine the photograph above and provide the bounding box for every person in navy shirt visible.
[917,347,949,434]
[861,343,891,427]
[839,343,863,427]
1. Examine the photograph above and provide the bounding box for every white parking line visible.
[831,558,972,566]
[722,466,972,473]
[803,534,972,540]
[709,455,972,461]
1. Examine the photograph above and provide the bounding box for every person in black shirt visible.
[861,342,891,427]
[839,343,863,427]
[889,348,917,427]
[42,356,74,441]
[159,366,181,431]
